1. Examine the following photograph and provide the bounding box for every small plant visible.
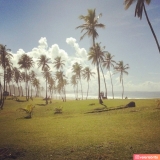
[54,106,63,114]
[17,104,35,118]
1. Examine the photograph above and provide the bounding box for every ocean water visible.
[65,91,160,99]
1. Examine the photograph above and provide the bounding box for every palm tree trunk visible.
[100,63,107,98]
[86,81,89,99]
[93,38,102,104]
[79,76,83,100]
[46,77,48,105]
[122,79,124,99]
[109,70,114,99]
[144,4,160,53]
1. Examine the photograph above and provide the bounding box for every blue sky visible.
[0,0,160,95]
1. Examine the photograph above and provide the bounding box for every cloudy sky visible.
[0,0,160,95]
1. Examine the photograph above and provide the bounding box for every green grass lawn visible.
[0,97,160,160]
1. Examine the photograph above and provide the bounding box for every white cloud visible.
[66,37,88,60]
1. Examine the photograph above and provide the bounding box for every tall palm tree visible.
[72,62,83,100]
[29,70,36,98]
[114,61,129,99]
[124,0,160,53]
[89,43,108,98]
[55,71,67,101]
[13,67,21,96]
[103,52,116,99]
[42,66,51,105]
[48,76,55,101]
[32,78,40,97]
[0,44,12,109]
[18,54,34,101]
[76,9,105,103]
[53,56,65,71]
[71,75,78,99]
[82,67,95,99]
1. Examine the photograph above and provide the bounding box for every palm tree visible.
[18,54,34,101]
[82,67,95,99]
[124,0,160,53]
[71,75,78,99]
[72,62,83,100]
[0,44,12,109]
[103,52,116,99]
[48,76,55,101]
[13,67,21,96]
[32,78,40,97]
[53,56,65,71]
[29,70,36,99]
[55,71,67,101]
[114,61,129,99]
[42,66,51,105]
[37,55,51,70]
[76,9,105,103]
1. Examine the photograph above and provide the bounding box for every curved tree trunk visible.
[144,4,160,53]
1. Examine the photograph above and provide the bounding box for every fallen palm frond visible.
[17,104,35,118]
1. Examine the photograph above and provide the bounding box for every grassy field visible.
[0,97,160,160]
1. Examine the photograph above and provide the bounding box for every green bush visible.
[54,106,63,114]
[17,104,35,118]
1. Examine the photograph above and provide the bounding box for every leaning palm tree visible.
[76,9,105,103]
[72,62,83,100]
[53,56,65,71]
[82,67,95,99]
[18,54,34,101]
[103,52,116,99]
[124,0,160,53]
[114,61,129,99]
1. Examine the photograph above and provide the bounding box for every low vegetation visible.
[0,97,160,160]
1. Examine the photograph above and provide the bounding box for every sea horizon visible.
[63,91,160,100]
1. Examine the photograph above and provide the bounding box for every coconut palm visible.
[82,67,95,99]
[18,54,34,101]
[55,71,67,101]
[88,43,108,98]
[13,67,21,96]
[124,0,160,53]
[37,55,51,71]
[71,75,78,99]
[42,66,51,105]
[29,70,36,98]
[48,76,55,101]
[114,61,129,99]
[103,52,116,99]
[32,78,40,97]
[53,56,65,71]
[0,44,12,109]
[72,62,83,100]
[76,9,105,103]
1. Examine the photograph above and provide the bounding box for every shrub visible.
[54,106,63,114]
[17,104,35,119]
